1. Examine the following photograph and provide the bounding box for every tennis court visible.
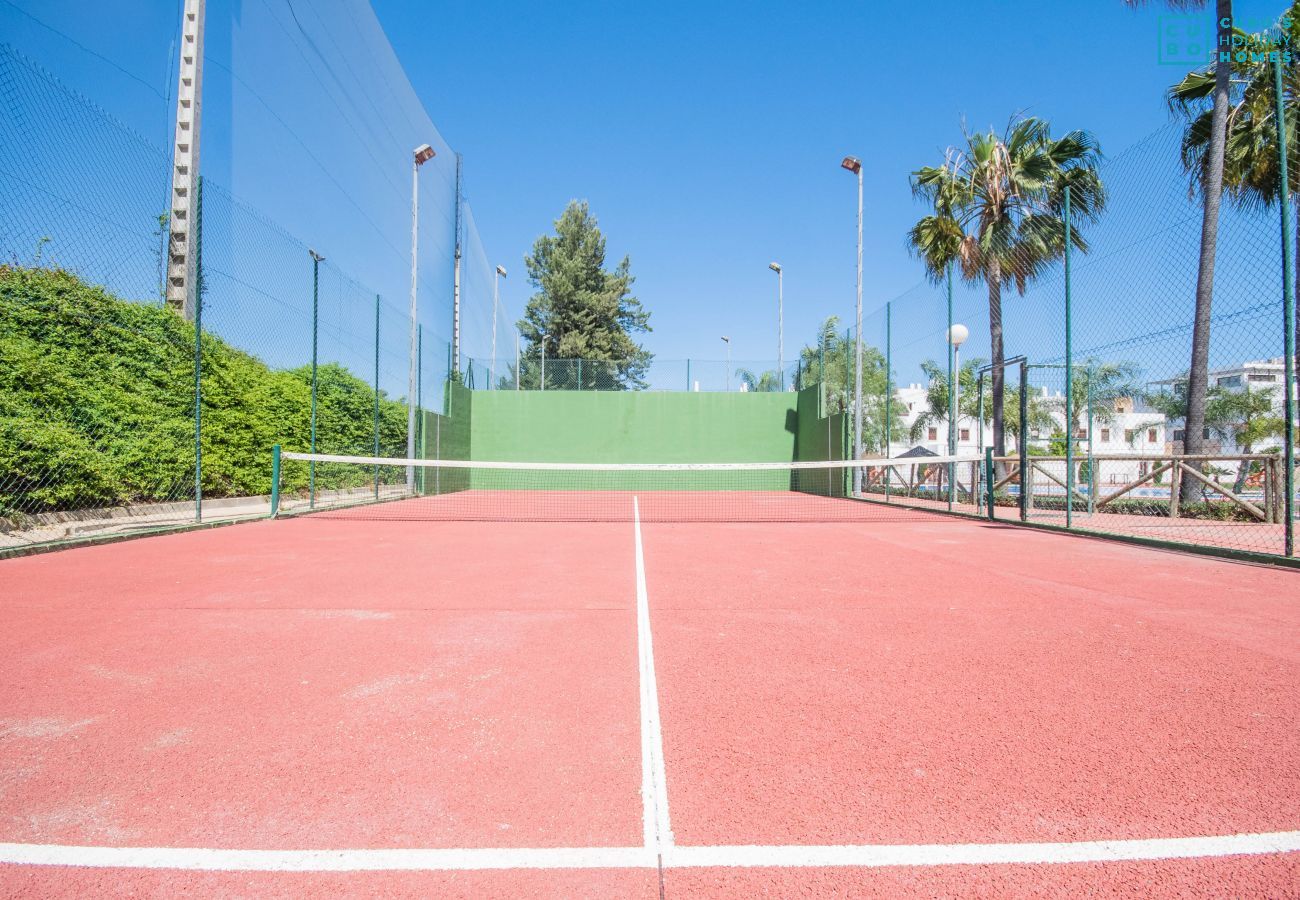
[2,459,1299,897]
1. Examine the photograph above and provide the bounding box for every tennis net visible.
[271,451,987,522]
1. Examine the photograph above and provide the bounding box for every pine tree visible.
[518,201,652,390]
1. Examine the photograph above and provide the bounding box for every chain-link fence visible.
[463,356,804,393]
[0,43,472,551]
[849,42,1297,561]
[3,16,1297,563]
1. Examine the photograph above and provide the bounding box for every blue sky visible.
[0,0,1289,392]
[370,0,1282,366]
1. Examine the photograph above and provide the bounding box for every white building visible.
[1151,356,1298,454]
[887,383,1167,486]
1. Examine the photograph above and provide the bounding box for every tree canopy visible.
[517,201,652,390]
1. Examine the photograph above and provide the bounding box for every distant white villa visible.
[886,356,1296,485]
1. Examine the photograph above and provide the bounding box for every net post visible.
[1274,53,1296,557]
[373,294,381,500]
[1063,183,1074,531]
[1019,359,1029,523]
[686,358,691,391]
[985,447,996,521]
[270,444,281,518]
[193,174,204,523]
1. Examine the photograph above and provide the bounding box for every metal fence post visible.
[373,294,381,499]
[1064,183,1074,530]
[946,262,955,511]
[193,175,204,523]
[976,371,985,514]
[1275,54,1296,557]
[309,250,321,509]
[885,301,893,501]
[416,324,424,493]
[270,444,281,517]
[1019,359,1030,522]
[985,447,996,521]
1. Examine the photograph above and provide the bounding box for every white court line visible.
[1,833,1298,872]
[633,496,673,852]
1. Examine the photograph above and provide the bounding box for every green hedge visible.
[0,266,409,516]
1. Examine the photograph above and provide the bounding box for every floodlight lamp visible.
[720,335,730,343]
[496,264,507,277]
[841,156,862,174]
[768,262,781,273]
[413,144,435,165]
[309,249,325,262]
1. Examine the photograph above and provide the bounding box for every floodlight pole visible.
[769,262,784,390]
[842,156,864,494]
[721,336,731,391]
[408,144,434,489]
[491,264,507,389]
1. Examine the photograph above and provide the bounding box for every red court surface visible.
[2,501,1299,897]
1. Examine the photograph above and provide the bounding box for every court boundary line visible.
[1,832,1297,872]
[633,496,673,852]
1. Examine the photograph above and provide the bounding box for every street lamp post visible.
[491,264,507,389]
[408,143,435,489]
[768,262,783,390]
[841,155,864,493]
[947,323,969,507]
[721,336,731,391]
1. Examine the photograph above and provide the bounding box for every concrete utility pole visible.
[165,0,205,319]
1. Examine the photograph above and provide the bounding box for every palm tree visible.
[1207,388,1286,492]
[908,117,1106,461]
[907,358,986,443]
[734,368,783,392]
[1147,380,1285,496]
[907,357,1056,451]
[1126,0,1234,500]
[1171,5,1299,427]
[797,316,903,453]
[1059,360,1142,436]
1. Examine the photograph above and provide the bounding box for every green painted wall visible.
[469,389,801,463]
[793,385,849,496]
[415,381,472,493]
